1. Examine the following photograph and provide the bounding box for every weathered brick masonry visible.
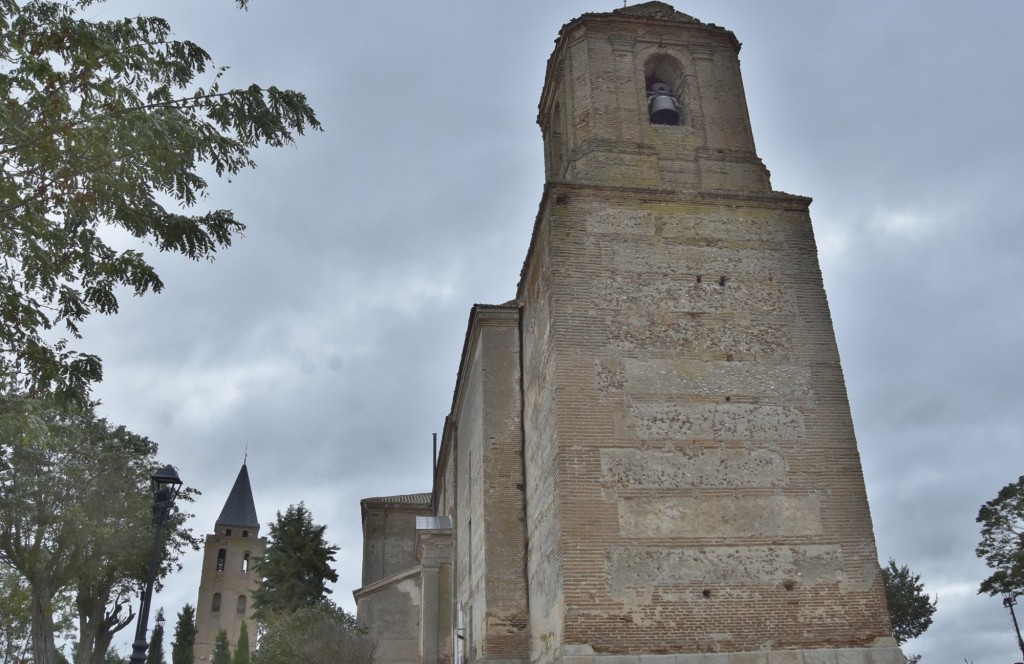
[355,4,902,664]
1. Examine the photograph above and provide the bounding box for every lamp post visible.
[1004,593,1024,662]
[129,465,183,664]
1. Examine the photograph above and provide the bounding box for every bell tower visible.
[518,3,902,663]
[538,3,770,192]
[193,463,265,663]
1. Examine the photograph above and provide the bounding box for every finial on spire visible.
[243,443,248,465]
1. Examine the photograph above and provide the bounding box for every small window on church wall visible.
[224,528,232,536]
[237,595,246,614]
[212,593,221,612]
[644,55,687,126]
[242,552,250,574]
[216,548,226,572]
[242,530,249,538]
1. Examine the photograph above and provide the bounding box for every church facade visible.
[355,5,903,664]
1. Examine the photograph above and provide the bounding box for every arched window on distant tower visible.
[644,55,688,126]
[212,593,221,612]
[242,552,250,574]
[216,548,226,572]
[237,595,246,614]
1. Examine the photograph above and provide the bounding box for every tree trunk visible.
[75,586,129,664]
[30,583,58,664]
[75,613,112,664]
[75,625,117,664]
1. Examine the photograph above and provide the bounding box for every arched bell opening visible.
[644,55,688,126]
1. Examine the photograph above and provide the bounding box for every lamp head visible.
[150,464,183,503]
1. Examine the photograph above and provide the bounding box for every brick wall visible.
[521,185,892,657]
[194,529,265,662]
[519,4,895,660]
[447,307,531,663]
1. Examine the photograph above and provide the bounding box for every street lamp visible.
[129,465,183,664]
[1004,593,1024,663]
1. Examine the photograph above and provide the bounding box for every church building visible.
[355,4,903,664]
[193,463,265,662]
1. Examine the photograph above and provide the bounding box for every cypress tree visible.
[170,604,198,664]
[231,623,250,664]
[211,630,231,664]
[146,608,167,664]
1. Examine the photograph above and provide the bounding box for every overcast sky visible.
[83,1,1024,662]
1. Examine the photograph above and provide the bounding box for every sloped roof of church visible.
[361,492,432,506]
[216,463,260,529]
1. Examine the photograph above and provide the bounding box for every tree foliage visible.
[1,562,34,662]
[170,603,197,664]
[252,503,339,624]
[231,622,250,664]
[0,395,198,664]
[0,0,321,401]
[211,630,231,664]
[252,601,375,664]
[0,563,75,663]
[145,607,166,664]
[880,558,937,645]
[976,475,1024,597]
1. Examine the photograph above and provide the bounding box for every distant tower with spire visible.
[193,463,265,662]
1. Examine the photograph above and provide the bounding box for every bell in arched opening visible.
[647,81,680,125]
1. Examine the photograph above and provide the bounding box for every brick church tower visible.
[193,464,265,663]
[356,4,903,664]
[519,3,900,661]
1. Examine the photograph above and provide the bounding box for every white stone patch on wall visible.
[658,214,783,249]
[711,403,806,440]
[595,359,625,398]
[607,314,792,357]
[611,243,780,277]
[601,447,786,490]
[599,276,795,317]
[396,578,422,606]
[622,358,811,401]
[628,403,805,441]
[606,544,845,602]
[616,494,822,538]
[584,208,657,236]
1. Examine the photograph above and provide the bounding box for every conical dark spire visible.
[216,463,260,530]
